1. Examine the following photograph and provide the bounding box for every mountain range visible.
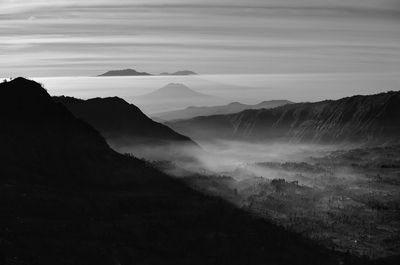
[98,68,197,76]
[133,83,220,114]
[0,77,352,264]
[98,68,152,76]
[152,100,293,121]
[166,91,400,145]
[54,95,198,159]
[159,70,197,75]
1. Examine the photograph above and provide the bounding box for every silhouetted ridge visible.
[98,69,197,76]
[98,68,151,76]
[167,91,400,144]
[159,70,197,75]
[0,78,159,185]
[54,95,197,149]
[153,99,293,121]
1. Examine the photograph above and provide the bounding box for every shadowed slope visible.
[167,91,400,144]
[53,96,197,146]
[153,100,293,121]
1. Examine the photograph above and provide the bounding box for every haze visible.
[33,74,400,114]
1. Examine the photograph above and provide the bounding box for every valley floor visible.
[157,144,400,260]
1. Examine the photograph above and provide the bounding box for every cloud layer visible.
[1,0,399,77]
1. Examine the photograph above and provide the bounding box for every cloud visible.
[0,0,399,76]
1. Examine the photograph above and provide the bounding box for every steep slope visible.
[98,68,151,76]
[0,77,116,184]
[53,96,197,154]
[153,100,293,121]
[166,91,400,144]
[0,78,354,265]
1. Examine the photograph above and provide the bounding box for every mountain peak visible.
[159,70,197,76]
[2,77,47,96]
[98,68,197,76]
[98,68,152,76]
[156,83,204,95]
[138,83,212,100]
[162,83,190,90]
[0,77,56,118]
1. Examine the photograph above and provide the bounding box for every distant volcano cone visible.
[137,83,213,100]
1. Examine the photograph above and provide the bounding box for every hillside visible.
[54,96,198,159]
[0,78,355,265]
[166,91,400,144]
[153,100,293,121]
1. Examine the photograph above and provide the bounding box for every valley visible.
[156,144,400,259]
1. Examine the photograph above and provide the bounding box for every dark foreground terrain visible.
[0,78,369,265]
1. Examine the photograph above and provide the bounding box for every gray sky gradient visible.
[1,0,400,77]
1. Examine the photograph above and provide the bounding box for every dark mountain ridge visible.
[98,68,152,76]
[0,78,117,184]
[53,96,195,145]
[98,69,197,76]
[166,90,400,144]
[54,95,198,159]
[160,70,197,75]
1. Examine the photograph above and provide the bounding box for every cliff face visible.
[167,91,400,144]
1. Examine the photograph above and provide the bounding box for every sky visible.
[1,0,400,77]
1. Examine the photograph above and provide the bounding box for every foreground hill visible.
[54,96,197,159]
[166,91,400,144]
[153,100,293,121]
[0,78,356,265]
